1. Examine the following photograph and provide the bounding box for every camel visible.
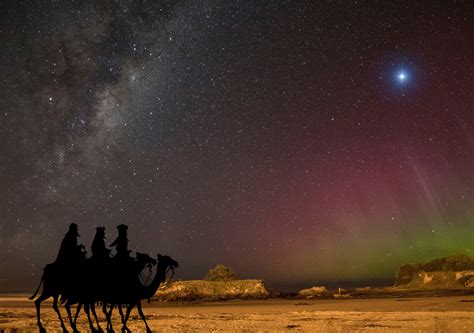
[103,254,178,333]
[72,252,159,333]
[29,260,85,333]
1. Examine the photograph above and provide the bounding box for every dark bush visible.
[205,264,238,281]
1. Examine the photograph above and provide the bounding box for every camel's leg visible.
[102,302,108,318]
[107,305,115,333]
[84,303,97,332]
[65,302,79,333]
[52,294,69,332]
[34,293,49,333]
[137,301,152,333]
[118,305,129,333]
[91,303,104,333]
[102,303,110,331]
[122,304,134,333]
[118,305,125,325]
[74,302,83,325]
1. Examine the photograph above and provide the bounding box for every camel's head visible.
[136,252,158,267]
[157,254,179,272]
[95,226,106,239]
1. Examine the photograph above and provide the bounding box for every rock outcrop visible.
[394,254,474,289]
[154,279,271,301]
[297,286,329,298]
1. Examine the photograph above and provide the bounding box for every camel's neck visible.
[140,263,168,299]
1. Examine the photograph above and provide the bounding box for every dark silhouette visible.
[56,223,85,264]
[29,223,87,333]
[102,252,166,333]
[100,254,178,333]
[67,252,158,333]
[64,226,112,333]
[110,224,130,258]
[30,224,178,333]
[91,226,112,261]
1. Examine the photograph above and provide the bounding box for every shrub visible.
[205,264,238,281]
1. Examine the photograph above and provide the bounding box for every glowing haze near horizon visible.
[1,1,473,292]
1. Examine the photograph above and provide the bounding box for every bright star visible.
[396,70,409,84]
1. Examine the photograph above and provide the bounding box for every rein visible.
[138,263,175,287]
[166,266,175,280]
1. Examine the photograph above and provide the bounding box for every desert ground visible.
[0,294,473,332]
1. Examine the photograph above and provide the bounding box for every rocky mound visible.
[394,254,474,289]
[154,279,271,301]
[297,286,330,298]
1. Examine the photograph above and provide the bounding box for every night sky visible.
[1,1,473,292]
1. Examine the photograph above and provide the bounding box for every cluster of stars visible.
[0,1,473,292]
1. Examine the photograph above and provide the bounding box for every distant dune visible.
[394,254,474,290]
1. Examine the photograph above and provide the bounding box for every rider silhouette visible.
[110,224,131,259]
[91,226,111,261]
[55,223,85,265]
[109,224,135,291]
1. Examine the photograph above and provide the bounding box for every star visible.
[396,70,409,84]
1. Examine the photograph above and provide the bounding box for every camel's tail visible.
[29,275,43,300]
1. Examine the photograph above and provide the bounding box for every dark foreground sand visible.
[1,295,473,332]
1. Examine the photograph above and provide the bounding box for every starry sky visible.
[1,1,473,292]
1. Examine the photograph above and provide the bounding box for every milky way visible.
[1,1,473,291]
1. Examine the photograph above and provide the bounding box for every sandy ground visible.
[0,295,473,332]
